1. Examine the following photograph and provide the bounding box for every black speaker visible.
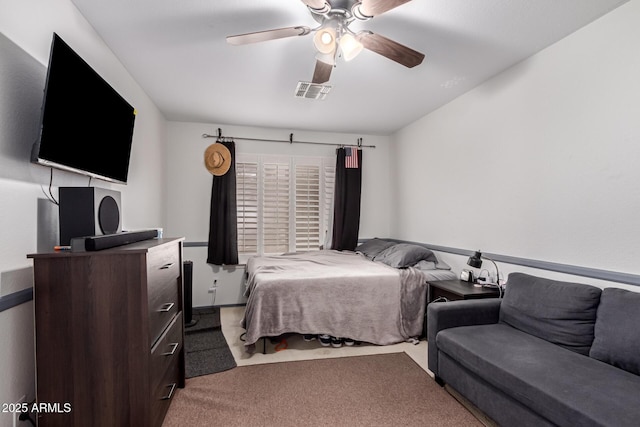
[183,260,198,328]
[59,187,122,245]
[71,229,158,252]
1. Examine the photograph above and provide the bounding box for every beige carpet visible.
[162,352,482,426]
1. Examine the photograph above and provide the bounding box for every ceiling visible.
[71,0,627,135]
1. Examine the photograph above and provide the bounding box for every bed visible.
[241,239,456,351]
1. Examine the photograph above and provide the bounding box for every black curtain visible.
[207,140,238,265]
[331,147,363,251]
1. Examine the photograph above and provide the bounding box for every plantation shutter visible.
[263,162,290,254]
[322,160,336,249]
[295,164,321,251]
[236,161,258,254]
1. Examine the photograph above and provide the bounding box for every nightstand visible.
[423,279,500,337]
[428,279,500,303]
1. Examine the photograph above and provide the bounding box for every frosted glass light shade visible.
[339,33,363,61]
[313,28,336,54]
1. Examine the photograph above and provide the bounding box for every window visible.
[236,154,335,260]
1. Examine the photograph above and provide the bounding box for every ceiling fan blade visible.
[357,0,412,17]
[357,32,424,68]
[312,60,333,84]
[227,26,310,45]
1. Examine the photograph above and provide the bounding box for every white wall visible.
[0,0,167,423]
[165,122,393,306]
[391,0,640,290]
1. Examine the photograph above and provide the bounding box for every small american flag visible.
[345,147,359,169]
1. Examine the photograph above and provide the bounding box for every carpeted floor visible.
[163,352,482,426]
[184,307,236,378]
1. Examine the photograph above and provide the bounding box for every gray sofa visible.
[427,273,640,427]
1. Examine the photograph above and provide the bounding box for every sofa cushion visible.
[499,273,601,355]
[590,287,640,375]
[436,323,640,427]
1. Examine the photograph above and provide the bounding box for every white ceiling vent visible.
[294,81,332,100]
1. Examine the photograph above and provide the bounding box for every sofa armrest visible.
[427,299,502,377]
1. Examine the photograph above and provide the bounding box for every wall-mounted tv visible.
[31,33,136,184]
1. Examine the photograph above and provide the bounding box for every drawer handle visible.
[161,383,177,400]
[160,262,175,270]
[158,302,175,313]
[162,342,179,356]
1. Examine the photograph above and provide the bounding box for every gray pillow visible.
[499,273,602,355]
[589,288,640,375]
[375,243,437,268]
[354,238,395,260]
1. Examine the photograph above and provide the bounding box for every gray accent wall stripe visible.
[0,288,33,313]
[392,239,640,287]
[184,242,208,247]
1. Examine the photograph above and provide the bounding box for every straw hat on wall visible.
[204,143,231,176]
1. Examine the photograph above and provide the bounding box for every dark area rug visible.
[184,307,237,378]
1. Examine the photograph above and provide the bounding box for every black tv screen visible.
[32,33,136,184]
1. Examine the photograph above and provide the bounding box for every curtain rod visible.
[202,128,375,149]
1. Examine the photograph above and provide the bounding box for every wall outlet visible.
[208,279,218,293]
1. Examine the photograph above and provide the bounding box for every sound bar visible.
[71,229,159,252]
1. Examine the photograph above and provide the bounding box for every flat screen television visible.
[31,33,136,184]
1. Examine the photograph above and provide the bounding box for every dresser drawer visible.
[148,278,179,347]
[147,242,180,286]
[151,312,183,393]
[150,345,181,427]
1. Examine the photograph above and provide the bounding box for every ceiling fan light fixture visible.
[313,27,336,54]
[339,32,363,61]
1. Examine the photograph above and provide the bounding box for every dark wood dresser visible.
[28,237,185,427]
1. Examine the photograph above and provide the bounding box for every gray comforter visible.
[241,250,427,350]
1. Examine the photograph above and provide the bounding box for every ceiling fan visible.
[226,0,425,84]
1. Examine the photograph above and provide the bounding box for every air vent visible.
[294,81,332,100]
